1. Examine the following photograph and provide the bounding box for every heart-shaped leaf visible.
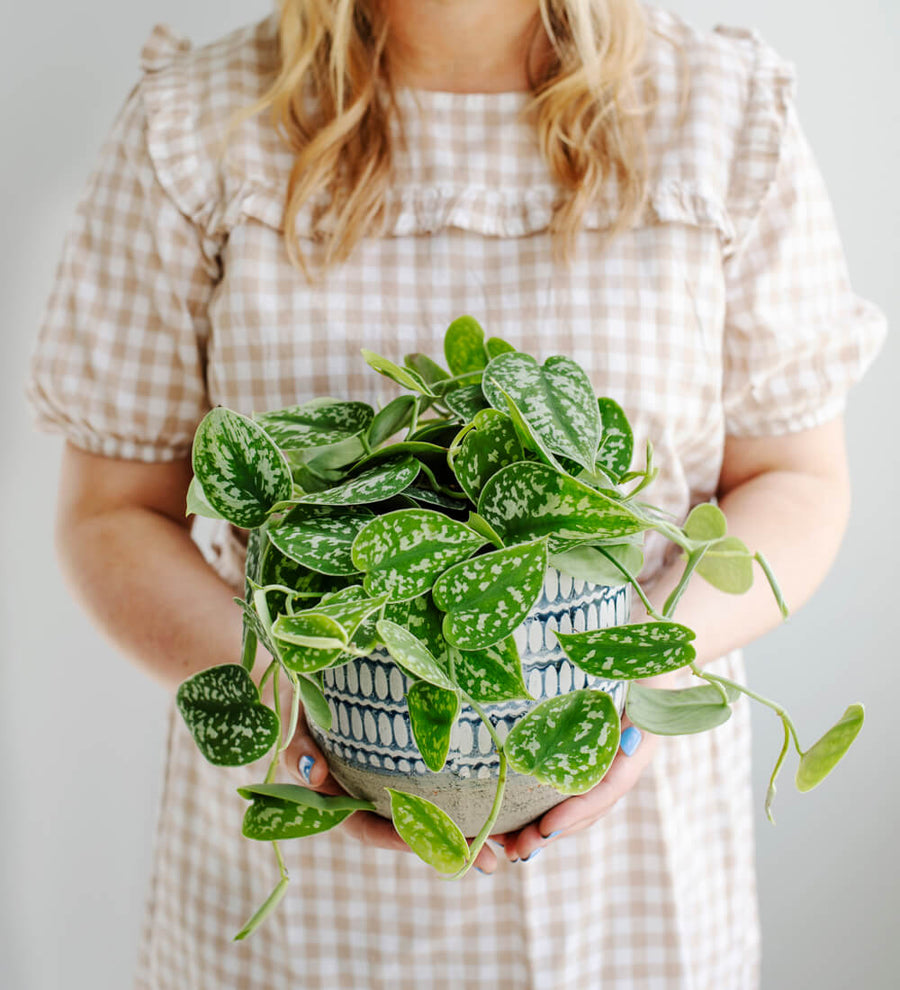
[432,538,547,651]
[696,536,754,594]
[288,457,420,507]
[255,400,373,450]
[361,349,434,395]
[375,620,457,691]
[505,689,620,794]
[444,316,488,376]
[684,503,728,542]
[185,475,226,520]
[269,505,372,576]
[548,542,644,587]
[485,336,516,358]
[452,637,532,704]
[295,673,332,730]
[556,622,696,680]
[450,409,524,502]
[795,704,865,792]
[352,509,485,602]
[444,383,489,421]
[176,664,279,766]
[383,594,447,662]
[405,353,450,387]
[596,398,634,481]
[367,395,416,447]
[626,681,739,735]
[237,783,376,812]
[192,408,292,528]
[386,788,469,873]
[271,612,348,651]
[482,352,601,473]
[240,795,354,840]
[479,462,646,546]
[407,681,461,772]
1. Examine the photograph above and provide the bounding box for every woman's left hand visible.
[489,715,658,864]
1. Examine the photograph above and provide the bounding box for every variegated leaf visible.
[431,538,547,651]
[452,637,532,704]
[361,349,434,395]
[450,409,524,502]
[268,505,372,576]
[254,399,373,450]
[444,383,489,421]
[383,594,448,662]
[186,475,225,520]
[485,336,516,358]
[407,681,461,772]
[548,542,644,587]
[405,353,450,387]
[375,620,457,691]
[352,509,485,602]
[238,782,375,812]
[444,315,488,375]
[505,689,620,794]
[176,664,279,767]
[271,612,348,651]
[367,395,416,447]
[796,704,865,792]
[596,398,634,481]
[478,462,647,545]
[258,546,347,620]
[556,621,696,680]
[290,457,420,506]
[240,796,354,840]
[482,352,601,473]
[192,407,292,528]
[386,788,469,873]
[626,681,738,735]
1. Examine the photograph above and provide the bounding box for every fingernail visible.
[522,848,542,862]
[620,726,642,756]
[542,829,563,840]
[474,866,488,875]
[489,839,505,849]
[298,754,315,783]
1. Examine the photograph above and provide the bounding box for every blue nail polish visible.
[620,726,642,756]
[298,754,315,783]
[523,848,542,862]
[543,829,563,840]
[474,866,487,875]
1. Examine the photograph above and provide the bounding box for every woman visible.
[26,1,886,987]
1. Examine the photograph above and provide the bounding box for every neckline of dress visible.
[393,85,532,112]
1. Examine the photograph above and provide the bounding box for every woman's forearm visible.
[57,506,247,695]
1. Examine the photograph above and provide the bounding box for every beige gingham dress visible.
[27,6,887,988]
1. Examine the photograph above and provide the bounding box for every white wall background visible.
[1,2,896,987]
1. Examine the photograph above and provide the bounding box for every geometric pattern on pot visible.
[314,569,629,779]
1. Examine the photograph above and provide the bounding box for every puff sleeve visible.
[721,71,888,437]
[25,74,218,461]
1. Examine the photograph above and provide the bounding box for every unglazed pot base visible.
[325,750,569,836]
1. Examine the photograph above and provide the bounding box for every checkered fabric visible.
[26,4,886,988]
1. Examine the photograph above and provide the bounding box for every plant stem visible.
[258,659,278,697]
[591,546,664,621]
[280,673,302,754]
[232,841,290,942]
[448,693,508,879]
[698,670,803,753]
[765,719,791,825]
[662,547,707,617]
[754,551,790,620]
[689,662,730,704]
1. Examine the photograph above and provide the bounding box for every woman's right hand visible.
[273,672,498,870]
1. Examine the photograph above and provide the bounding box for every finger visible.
[471,840,498,874]
[341,810,412,853]
[281,708,336,792]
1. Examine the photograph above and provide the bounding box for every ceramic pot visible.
[309,569,629,835]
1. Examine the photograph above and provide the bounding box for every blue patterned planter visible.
[310,569,629,834]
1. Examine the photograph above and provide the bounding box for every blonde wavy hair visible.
[223,0,688,279]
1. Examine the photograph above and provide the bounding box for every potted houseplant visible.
[178,315,864,940]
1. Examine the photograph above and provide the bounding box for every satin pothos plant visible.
[178,316,864,940]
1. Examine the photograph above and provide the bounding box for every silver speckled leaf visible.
[407,681,461,772]
[290,457,420,507]
[268,505,372,576]
[556,621,696,680]
[254,400,373,450]
[192,408,292,528]
[387,788,469,873]
[505,689,620,794]
[450,409,524,503]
